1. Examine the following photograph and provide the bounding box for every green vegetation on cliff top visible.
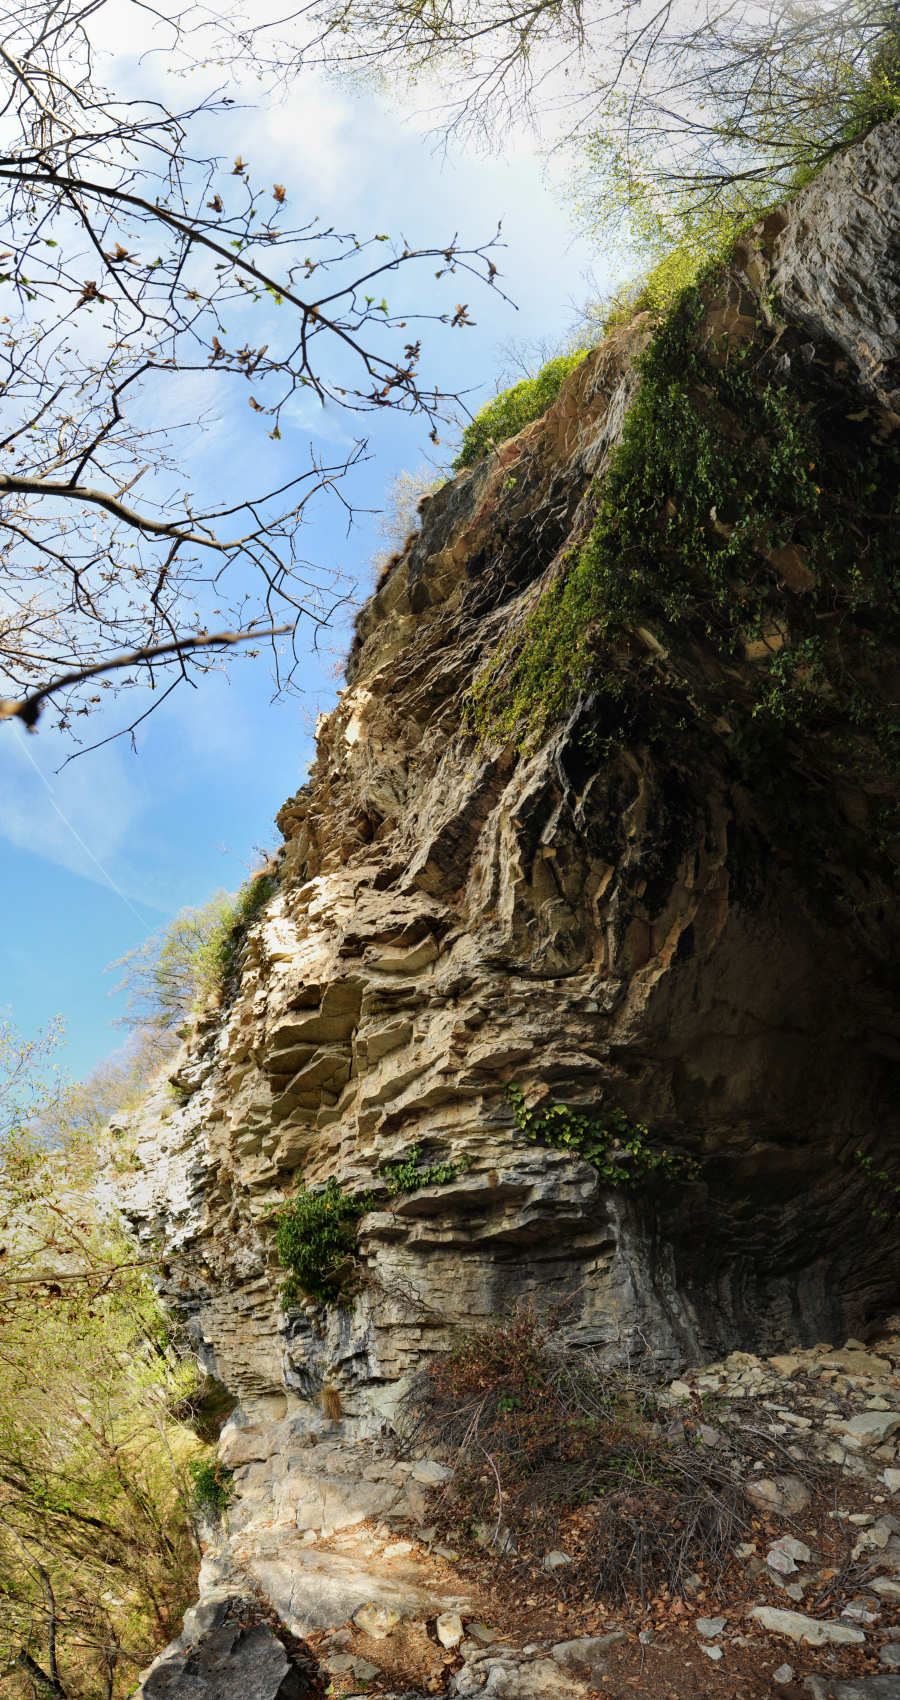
[453,351,588,471]
[464,260,900,917]
[113,870,278,1042]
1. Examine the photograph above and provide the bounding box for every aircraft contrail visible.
[13,727,152,932]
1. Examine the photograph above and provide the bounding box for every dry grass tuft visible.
[321,1385,343,1422]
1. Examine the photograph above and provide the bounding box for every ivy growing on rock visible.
[853,1149,900,1223]
[274,1152,475,1308]
[507,1085,698,1187]
[380,1143,472,1192]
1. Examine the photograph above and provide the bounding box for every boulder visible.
[139,1619,310,1700]
[551,1633,628,1680]
[839,1413,900,1447]
[804,1678,900,1700]
[353,1604,401,1639]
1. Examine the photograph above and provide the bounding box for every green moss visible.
[453,351,588,471]
[465,273,900,911]
[466,278,891,771]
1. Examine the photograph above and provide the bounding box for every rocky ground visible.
[136,1328,900,1700]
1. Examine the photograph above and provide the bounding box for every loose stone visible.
[751,1606,866,1646]
[353,1603,401,1639]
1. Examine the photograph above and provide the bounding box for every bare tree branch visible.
[0,622,293,727]
[0,0,507,744]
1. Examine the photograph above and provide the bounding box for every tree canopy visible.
[247,0,900,267]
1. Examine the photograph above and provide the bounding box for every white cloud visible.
[251,77,364,203]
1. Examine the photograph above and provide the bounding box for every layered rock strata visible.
[119,118,900,1694]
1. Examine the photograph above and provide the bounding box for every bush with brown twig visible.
[406,1304,762,1605]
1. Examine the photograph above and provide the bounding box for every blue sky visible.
[0,46,620,1083]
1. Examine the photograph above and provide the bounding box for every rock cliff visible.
[118,119,900,1696]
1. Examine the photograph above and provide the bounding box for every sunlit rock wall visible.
[118,120,900,1435]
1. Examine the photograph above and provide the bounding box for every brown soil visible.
[308,1472,898,1700]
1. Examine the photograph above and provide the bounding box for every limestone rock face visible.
[768,119,900,415]
[117,122,899,1442]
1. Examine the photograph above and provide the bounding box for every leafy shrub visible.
[274,1155,476,1306]
[410,1304,750,1603]
[273,1178,371,1306]
[189,1457,234,1515]
[453,351,587,471]
[508,1086,697,1186]
[597,207,754,334]
[211,872,277,985]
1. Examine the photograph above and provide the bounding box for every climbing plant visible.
[853,1149,900,1222]
[380,1144,471,1192]
[507,1085,698,1186]
[465,265,899,912]
[274,1152,475,1307]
